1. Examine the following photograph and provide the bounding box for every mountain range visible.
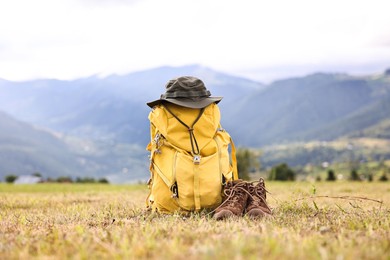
[226,72,390,146]
[0,65,389,182]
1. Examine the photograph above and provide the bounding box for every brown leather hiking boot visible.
[246,178,272,219]
[213,180,250,220]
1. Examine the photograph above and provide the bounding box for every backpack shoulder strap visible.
[229,137,239,180]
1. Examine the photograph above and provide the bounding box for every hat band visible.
[162,90,211,99]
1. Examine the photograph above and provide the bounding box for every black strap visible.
[163,104,205,155]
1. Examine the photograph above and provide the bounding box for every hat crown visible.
[162,76,211,99]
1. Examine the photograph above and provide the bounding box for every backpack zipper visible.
[171,151,179,198]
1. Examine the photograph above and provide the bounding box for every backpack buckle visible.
[193,155,201,165]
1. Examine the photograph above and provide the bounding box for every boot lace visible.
[248,178,271,212]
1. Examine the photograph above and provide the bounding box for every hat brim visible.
[147,96,223,109]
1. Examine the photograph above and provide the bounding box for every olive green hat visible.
[146,76,223,109]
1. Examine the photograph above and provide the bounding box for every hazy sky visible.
[1,0,390,82]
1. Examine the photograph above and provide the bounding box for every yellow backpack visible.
[146,102,238,213]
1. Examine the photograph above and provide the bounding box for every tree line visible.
[4,173,109,184]
[237,148,389,182]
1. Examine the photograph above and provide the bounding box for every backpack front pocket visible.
[150,144,180,212]
[174,152,222,211]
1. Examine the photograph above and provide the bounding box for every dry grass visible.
[0,182,389,259]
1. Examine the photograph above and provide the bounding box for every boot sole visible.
[213,209,237,220]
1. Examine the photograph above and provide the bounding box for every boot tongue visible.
[254,183,266,199]
[231,179,244,185]
[256,182,265,192]
[225,179,243,188]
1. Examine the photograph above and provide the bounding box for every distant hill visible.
[0,111,81,178]
[0,111,148,182]
[260,138,390,168]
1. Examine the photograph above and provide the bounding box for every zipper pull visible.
[154,133,160,144]
[170,183,179,198]
[193,155,201,165]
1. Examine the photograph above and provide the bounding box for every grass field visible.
[1,181,389,259]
